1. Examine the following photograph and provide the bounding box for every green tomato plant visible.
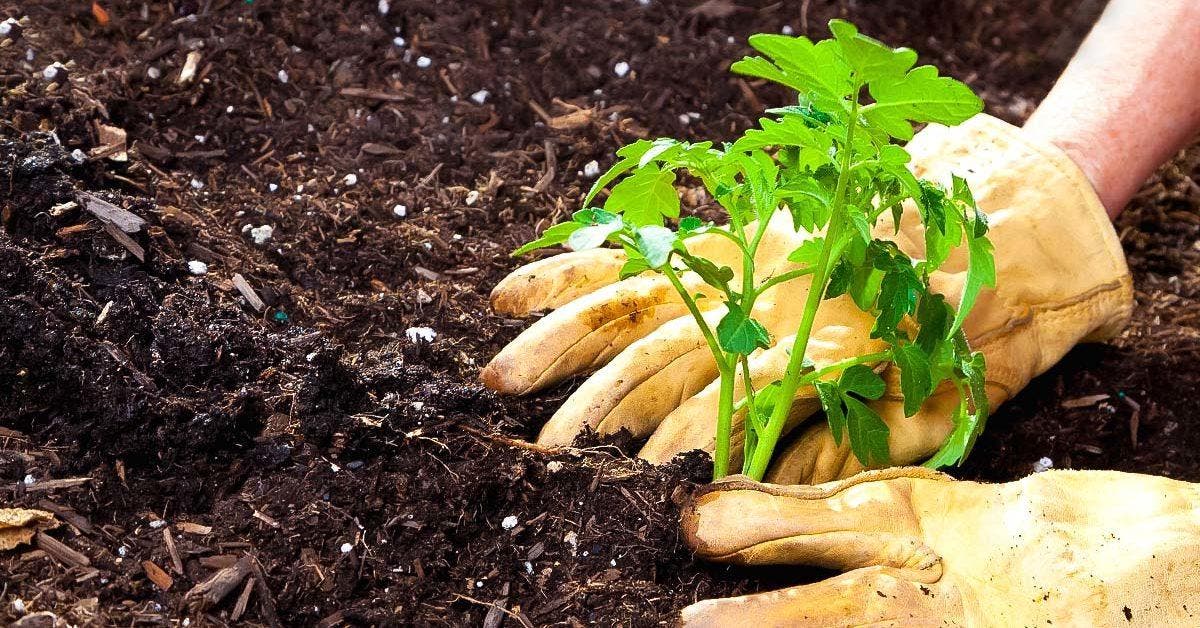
[515,20,995,481]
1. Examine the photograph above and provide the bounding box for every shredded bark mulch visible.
[2,0,1197,625]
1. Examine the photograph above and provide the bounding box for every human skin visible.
[1023,0,1200,217]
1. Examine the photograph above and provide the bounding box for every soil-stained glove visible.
[679,468,1200,627]
[483,115,1132,481]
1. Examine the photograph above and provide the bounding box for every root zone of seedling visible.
[0,0,1197,626]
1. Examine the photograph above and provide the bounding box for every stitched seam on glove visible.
[877,276,1132,403]
[702,467,953,499]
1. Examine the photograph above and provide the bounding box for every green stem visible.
[662,262,736,478]
[714,364,736,478]
[744,88,863,481]
[739,355,759,467]
[662,263,727,374]
[756,266,816,294]
[797,351,892,387]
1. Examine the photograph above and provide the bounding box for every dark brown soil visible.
[1,0,1197,625]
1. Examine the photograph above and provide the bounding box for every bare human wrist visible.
[1022,0,1200,219]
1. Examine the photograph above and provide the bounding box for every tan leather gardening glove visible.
[483,114,1133,482]
[680,467,1200,626]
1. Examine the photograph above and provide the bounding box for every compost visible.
[2,0,1198,625]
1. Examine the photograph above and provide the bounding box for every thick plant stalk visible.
[744,92,862,480]
[661,264,735,477]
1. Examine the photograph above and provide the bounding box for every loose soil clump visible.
[1,0,1197,625]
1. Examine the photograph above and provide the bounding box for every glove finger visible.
[638,306,886,468]
[681,471,946,573]
[490,214,785,318]
[542,269,822,448]
[678,566,960,628]
[491,248,629,316]
[764,394,956,485]
[481,274,709,394]
[536,309,723,446]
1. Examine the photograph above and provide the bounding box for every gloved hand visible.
[679,468,1200,626]
[483,114,1133,482]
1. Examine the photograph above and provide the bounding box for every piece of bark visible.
[178,51,201,84]
[163,528,184,574]
[102,222,146,261]
[533,140,556,193]
[232,274,266,312]
[10,611,59,628]
[91,123,128,161]
[35,531,90,567]
[360,142,402,155]
[0,509,57,550]
[21,477,92,493]
[79,193,145,233]
[230,575,256,621]
[199,554,240,569]
[35,501,93,535]
[187,554,252,609]
[339,87,410,102]
[142,560,174,590]
[249,555,282,628]
[176,521,213,536]
[1061,394,1110,408]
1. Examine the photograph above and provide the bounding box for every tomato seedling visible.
[515,20,994,481]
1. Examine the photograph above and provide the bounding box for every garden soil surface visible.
[2,0,1199,626]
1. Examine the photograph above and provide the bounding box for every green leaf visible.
[635,225,677,268]
[862,65,984,141]
[567,212,623,251]
[825,259,852,298]
[678,216,705,234]
[582,140,653,207]
[732,35,853,104]
[952,173,989,238]
[618,256,652,279]
[878,144,910,165]
[604,164,681,226]
[738,150,781,220]
[848,262,884,312]
[780,176,833,231]
[768,103,844,129]
[680,251,735,294]
[924,397,971,468]
[731,115,819,152]
[916,180,962,269]
[838,364,885,400]
[958,349,989,457]
[716,305,771,355]
[638,138,684,168]
[874,261,922,337]
[844,396,890,466]
[815,380,846,446]
[512,222,581,256]
[893,344,932,416]
[751,381,784,432]
[952,233,995,333]
[914,293,951,355]
[848,211,872,243]
[787,237,824,267]
[828,19,917,84]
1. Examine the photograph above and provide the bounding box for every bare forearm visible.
[1024,0,1200,216]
